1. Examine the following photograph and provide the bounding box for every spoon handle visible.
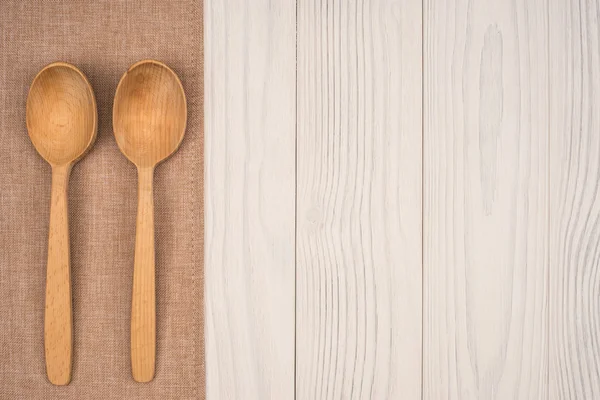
[45,164,73,385]
[131,166,156,382]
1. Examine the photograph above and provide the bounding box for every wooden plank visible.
[204,0,296,398]
[549,0,600,398]
[423,0,548,398]
[296,0,422,398]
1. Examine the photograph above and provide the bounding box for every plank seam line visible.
[421,0,425,399]
[294,0,299,398]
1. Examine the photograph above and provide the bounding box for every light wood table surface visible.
[205,0,600,398]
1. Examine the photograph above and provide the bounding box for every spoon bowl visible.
[27,62,97,166]
[113,60,187,168]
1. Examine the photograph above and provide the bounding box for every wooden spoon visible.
[113,60,187,383]
[26,62,97,385]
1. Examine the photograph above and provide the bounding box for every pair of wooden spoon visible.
[25,60,187,385]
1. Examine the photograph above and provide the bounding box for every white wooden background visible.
[205,0,600,399]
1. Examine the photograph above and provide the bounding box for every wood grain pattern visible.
[113,60,187,383]
[549,0,600,398]
[204,0,297,398]
[130,166,157,383]
[296,0,422,398]
[45,164,74,386]
[25,62,97,386]
[205,1,600,397]
[423,0,548,398]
